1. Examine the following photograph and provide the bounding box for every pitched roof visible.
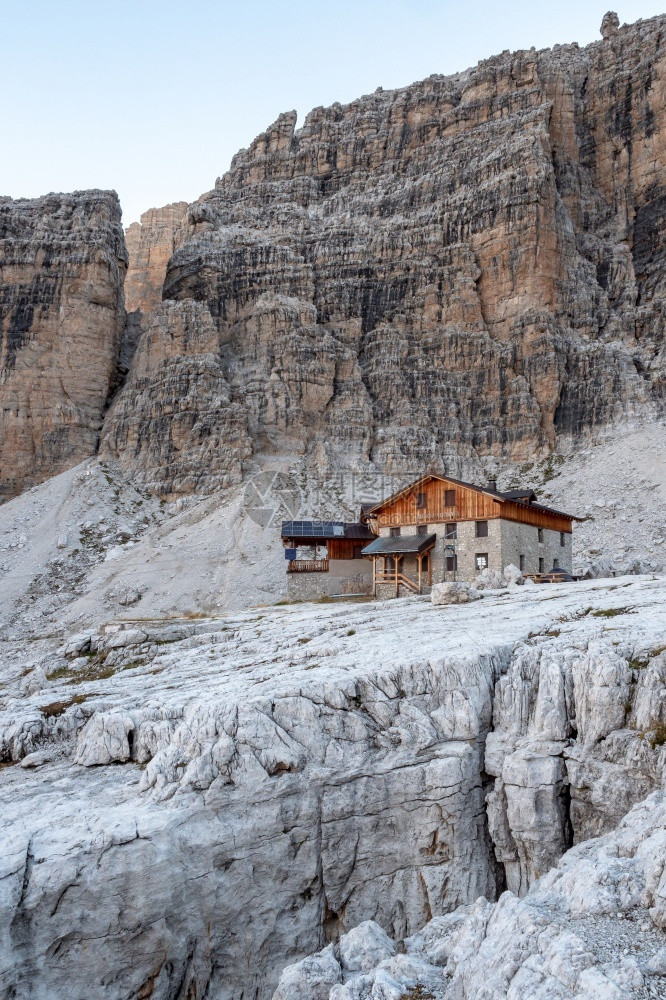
[363,474,581,522]
[281,520,375,540]
[502,489,538,502]
[362,474,502,515]
[361,533,437,556]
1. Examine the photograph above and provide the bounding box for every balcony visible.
[287,559,329,573]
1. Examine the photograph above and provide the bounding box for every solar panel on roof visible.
[281,520,347,538]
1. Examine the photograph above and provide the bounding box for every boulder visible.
[431,582,482,605]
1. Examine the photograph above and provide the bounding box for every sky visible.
[2,1,664,226]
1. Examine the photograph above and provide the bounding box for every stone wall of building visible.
[286,559,372,601]
[375,518,572,588]
[499,520,572,575]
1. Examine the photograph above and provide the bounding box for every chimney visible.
[488,478,498,492]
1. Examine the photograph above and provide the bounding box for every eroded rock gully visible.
[1,578,665,998]
[100,13,666,496]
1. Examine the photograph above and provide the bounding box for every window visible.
[475,520,488,538]
[553,558,560,569]
[538,528,544,543]
[539,557,545,573]
[390,526,401,537]
[519,555,526,572]
[444,489,456,507]
[417,524,428,536]
[352,544,364,559]
[416,491,427,509]
[445,522,457,539]
[475,553,489,571]
[560,532,566,547]
[446,554,458,572]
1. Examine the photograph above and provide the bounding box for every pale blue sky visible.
[2,1,664,225]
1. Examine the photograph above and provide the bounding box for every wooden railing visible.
[287,559,329,573]
[374,572,420,594]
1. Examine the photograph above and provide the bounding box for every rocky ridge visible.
[1,576,665,997]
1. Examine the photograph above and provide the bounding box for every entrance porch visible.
[361,534,437,597]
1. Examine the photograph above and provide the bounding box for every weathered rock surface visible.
[103,13,666,495]
[431,582,482,605]
[0,191,127,501]
[99,299,252,496]
[274,791,666,999]
[1,576,666,998]
[124,202,190,314]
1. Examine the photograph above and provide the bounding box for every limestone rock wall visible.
[273,792,666,999]
[0,191,127,502]
[123,202,190,315]
[3,16,666,503]
[101,13,666,495]
[99,299,252,496]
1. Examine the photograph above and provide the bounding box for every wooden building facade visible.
[361,475,580,597]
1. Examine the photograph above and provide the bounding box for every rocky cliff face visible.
[99,299,252,494]
[274,791,666,999]
[124,202,190,315]
[2,16,664,503]
[0,191,127,502]
[100,13,666,496]
[1,577,665,998]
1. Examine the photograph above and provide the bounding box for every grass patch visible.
[297,637,312,644]
[649,722,666,749]
[400,986,435,1000]
[67,663,116,684]
[46,653,115,685]
[591,607,635,618]
[45,665,74,681]
[347,629,356,636]
[40,695,88,718]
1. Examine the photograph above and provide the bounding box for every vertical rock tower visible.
[0,191,127,501]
